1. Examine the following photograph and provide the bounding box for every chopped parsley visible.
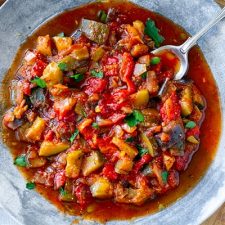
[70,73,84,82]
[125,110,144,127]
[141,72,147,79]
[145,19,165,47]
[98,10,107,23]
[59,187,67,196]
[125,137,135,143]
[14,155,27,167]
[185,121,196,129]
[92,122,99,129]
[161,171,168,184]
[137,145,149,157]
[26,182,36,190]
[91,70,104,78]
[31,77,46,88]
[58,62,67,71]
[70,129,79,143]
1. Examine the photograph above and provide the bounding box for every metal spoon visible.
[154,7,225,96]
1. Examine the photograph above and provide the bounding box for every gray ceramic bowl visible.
[0,0,225,225]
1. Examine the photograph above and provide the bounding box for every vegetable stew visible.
[1,0,221,222]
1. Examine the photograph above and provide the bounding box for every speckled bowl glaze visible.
[0,0,225,225]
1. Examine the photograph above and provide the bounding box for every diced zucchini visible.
[187,136,199,144]
[36,35,52,56]
[65,150,83,178]
[140,133,155,157]
[133,20,145,36]
[59,192,76,202]
[41,62,63,87]
[25,117,46,142]
[39,141,69,156]
[192,85,205,109]
[53,36,72,52]
[59,55,77,71]
[112,137,138,159]
[180,86,193,116]
[91,47,105,62]
[131,89,149,108]
[81,19,109,44]
[163,153,175,171]
[115,156,133,174]
[133,63,147,76]
[82,151,105,176]
[70,45,89,61]
[90,177,113,199]
[28,157,47,168]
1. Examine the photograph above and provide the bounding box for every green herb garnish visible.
[141,72,147,79]
[98,10,107,23]
[31,77,46,88]
[92,122,99,129]
[125,137,134,143]
[144,19,165,47]
[185,121,196,129]
[70,73,84,82]
[70,129,79,143]
[125,110,144,127]
[58,62,67,71]
[57,32,65,37]
[151,56,161,65]
[14,155,27,167]
[137,145,149,157]
[161,171,168,184]
[91,70,104,78]
[26,182,36,190]
[59,187,67,196]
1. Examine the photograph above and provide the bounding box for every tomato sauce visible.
[0,0,221,222]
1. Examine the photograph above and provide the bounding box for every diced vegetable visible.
[25,117,46,142]
[163,153,175,171]
[81,19,109,44]
[180,86,193,116]
[59,187,76,202]
[140,133,155,157]
[133,63,147,76]
[131,89,149,108]
[192,85,205,109]
[65,150,84,178]
[141,164,154,176]
[91,47,105,62]
[30,88,46,108]
[150,56,161,65]
[115,156,133,174]
[28,157,47,168]
[70,45,89,61]
[133,20,145,36]
[78,118,93,133]
[91,70,104,78]
[146,71,159,95]
[138,54,151,66]
[36,35,52,56]
[90,177,113,199]
[39,141,70,156]
[187,135,199,144]
[41,62,63,87]
[53,36,72,52]
[131,44,148,58]
[112,137,138,159]
[82,151,105,176]
[58,55,79,71]
[185,121,196,129]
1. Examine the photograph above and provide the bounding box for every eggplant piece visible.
[7,118,24,131]
[156,120,185,155]
[30,88,46,108]
[81,19,109,44]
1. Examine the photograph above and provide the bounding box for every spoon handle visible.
[180,7,225,54]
